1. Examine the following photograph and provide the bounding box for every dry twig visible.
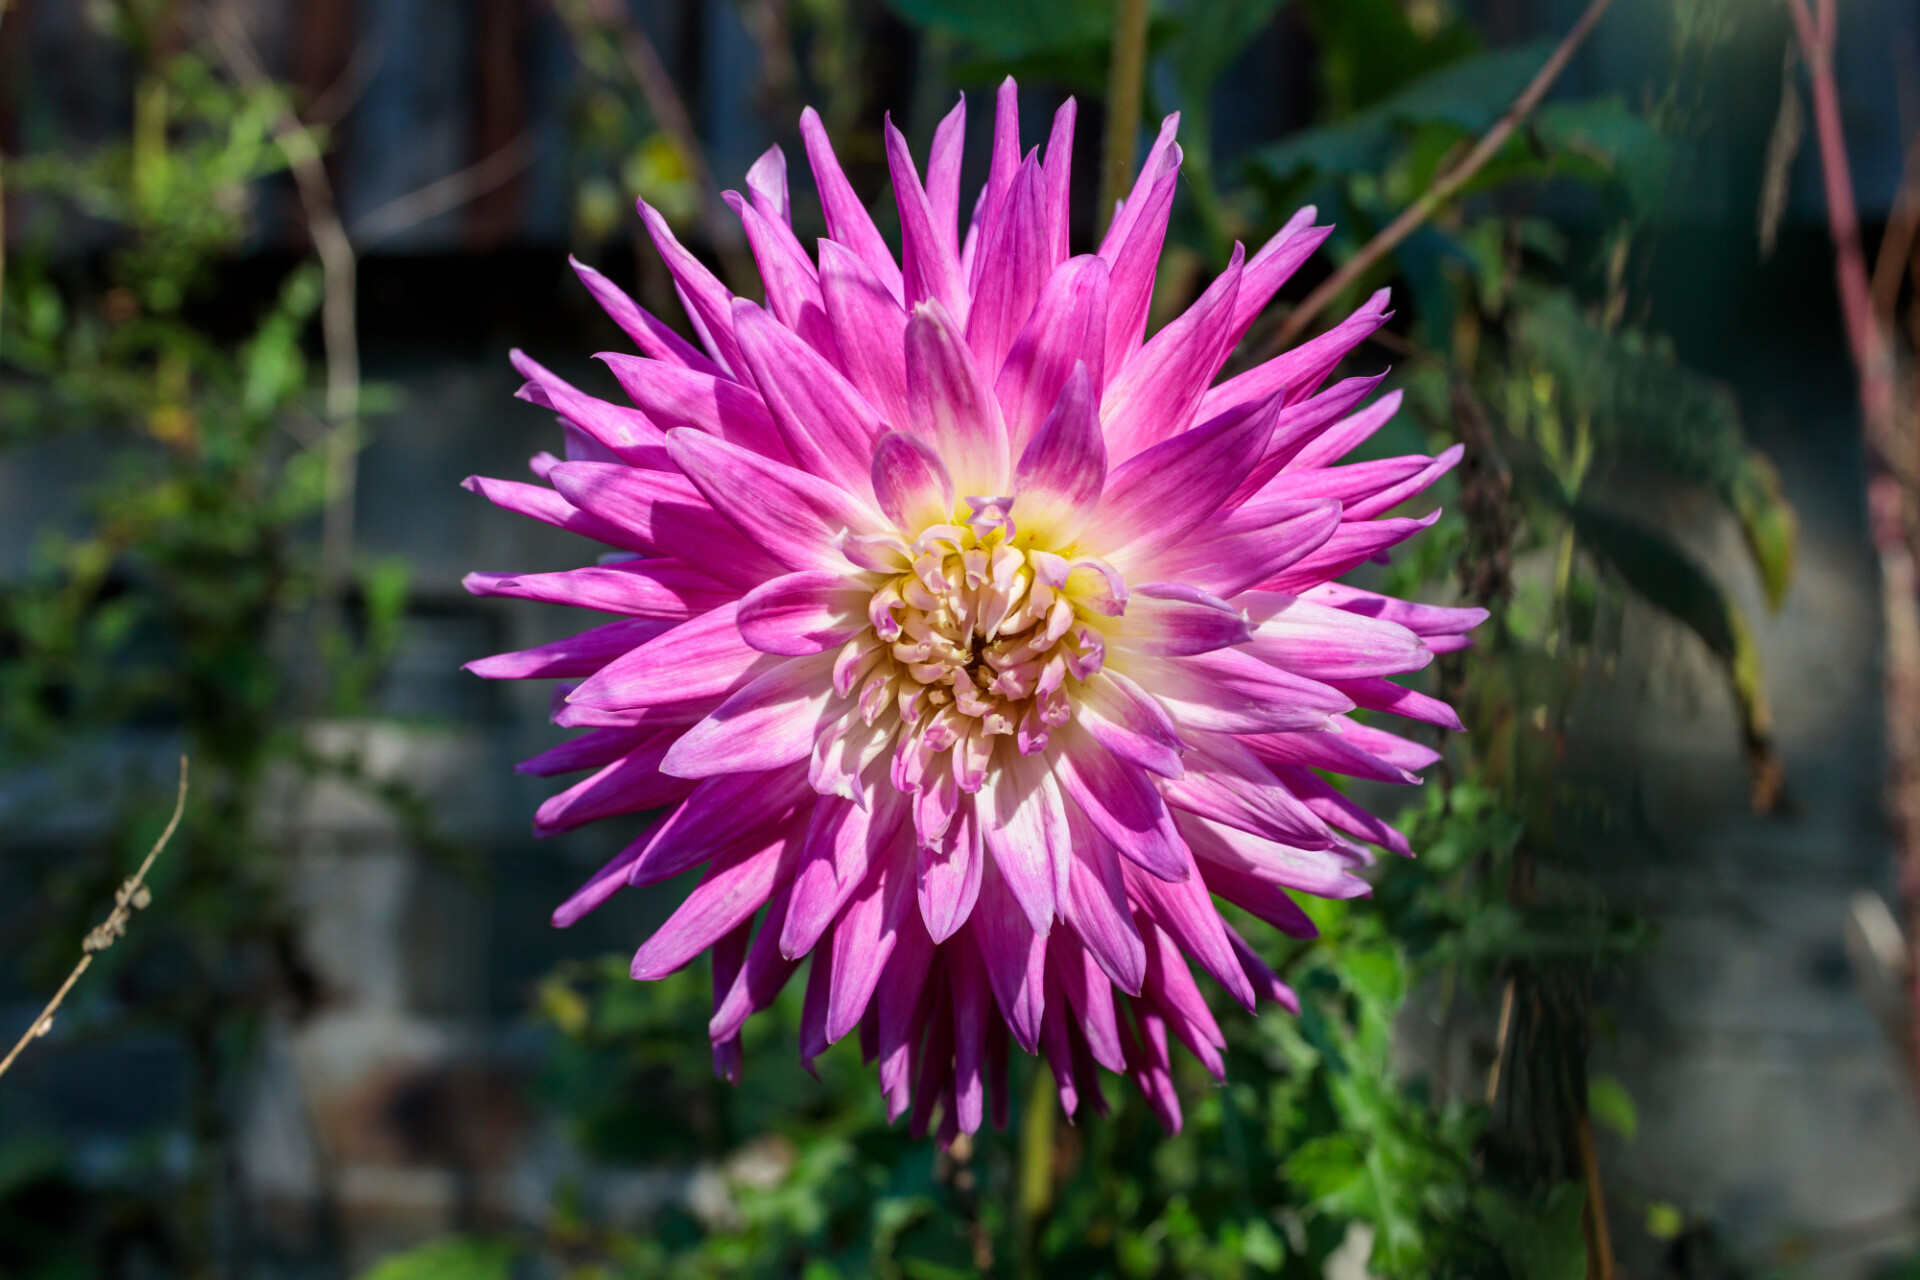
[1263,0,1616,353]
[350,131,538,247]
[0,758,189,1082]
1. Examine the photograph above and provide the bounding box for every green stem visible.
[1098,0,1151,240]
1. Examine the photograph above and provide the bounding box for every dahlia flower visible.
[465,80,1482,1140]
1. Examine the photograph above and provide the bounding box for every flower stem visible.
[1097,0,1152,241]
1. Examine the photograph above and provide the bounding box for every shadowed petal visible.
[731,297,889,495]
[738,571,871,656]
[661,652,837,778]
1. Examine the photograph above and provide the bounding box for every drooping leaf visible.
[1520,292,1797,609]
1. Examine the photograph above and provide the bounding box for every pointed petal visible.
[1041,98,1076,266]
[905,299,1011,495]
[966,156,1050,382]
[980,749,1068,933]
[746,144,790,223]
[667,428,882,571]
[1101,242,1245,461]
[466,617,670,680]
[660,652,835,778]
[1122,845,1256,1012]
[569,603,780,710]
[1260,511,1443,594]
[973,854,1049,1052]
[637,198,745,375]
[511,350,668,466]
[1160,731,1336,851]
[927,95,967,260]
[1009,361,1103,544]
[819,239,912,427]
[886,117,969,324]
[1060,807,1147,994]
[736,570,870,656]
[731,195,839,363]
[1241,591,1429,679]
[1199,288,1391,422]
[1054,728,1189,881]
[801,106,904,303]
[1105,582,1251,658]
[996,255,1110,458]
[871,431,957,532]
[626,765,814,887]
[462,561,732,619]
[918,796,983,942]
[1131,497,1342,600]
[570,256,723,376]
[1139,648,1353,735]
[631,832,797,978]
[729,298,888,494]
[533,731,692,835]
[547,461,788,588]
[461,474,647,552]
[1073,670,1185,779]
[1081,388,1275,561]
[595,353,793,462]
[826,842,918,1041]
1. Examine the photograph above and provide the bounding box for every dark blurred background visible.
[1,0,1918,1276]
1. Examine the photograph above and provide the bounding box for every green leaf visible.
[880,0,1113,62]
[1534,96,1675,214]
[1300,0,1483,117]
[1588,1074,1638,1142]
[1473,1183,1589,1280]
[1515,290,1797,609]
[1571,503,1776,767]
[356,1236,514,1280]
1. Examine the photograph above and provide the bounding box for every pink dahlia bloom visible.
[466,81,1483,1141]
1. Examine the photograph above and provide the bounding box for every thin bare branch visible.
[0,758,189,1082]
[351,131,538,247]
[1264,0,1615,354]
[209,8,361,671]
[1098,0,1152,241]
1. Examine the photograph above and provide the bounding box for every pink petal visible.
[1225,923,1299,1013]
[1240,725,1422,786]
[1101,241,1246,462]
[1260,510,1443,593]
[1141,648,1353,734]
[547,462,787,589]
[517,726,655,777]
[737,570,870,656]
[1266,763,1413,855]
[461,474,646,552]
[871,430,956,532]
[886,118,969,325]
[1009,361,1104,544]
[972,855,1048,1052]
[1140,922,1226,1076]
[731,195,839,364]
[819,239,911,427]
[631,832,798,979]
[1121,847,1256,1012]
[949,936,991,1133]
[1330,675,1463,731]
[746,144,790,224]
[800,106,904,303]
[905,299,1010,496]
[595,353,793,463]
[1199,288,1391,422]
[966,155,1050,383]
[970,77,1024,284]
[876,911,937,1117]
[570,256,722,376]
[1221,213,1330,347]
[1097,115,1182,375]
[1107,582,1251,657]
[1081,387,1274,561]
[917,796,983,943]
[1051,930,1128,1068]
[1195,858,1319,938]
[1302,582,1491,641]
[1284,387,1404,472]
[511,350,668,466]
[710,883,803,1042]
[729,298,888,495]
[568,603,778,711]
[1129,498,1343,600]
[466,617,670,680]
[1054,728,1189,882]
[637,198,745,376]
[1073,670,1185,780]
[462,562,732,619]
[1229,374,1390,502]
[782,790,908,958]
[825,841,917,1041]
[660,652,836,778]
[1242,591,1429,679]
[1159,731,1336,851]
[1343,444,1462,519]
[980,749,1068,933]
[926,95,967,261]
[996,255,1110,458]
[1059,808,1147,994]
[533,734,695,836]
[1041,98,1076,267]
[626,766,814,887]
[666,428,883,572]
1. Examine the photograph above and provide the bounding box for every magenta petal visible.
[570,256,722,376]
[569,604,778,711]
[1051,930,1128,1067]
[1160,732,1336,851]
[783,791,908,958]
[917,796,983,943]
[511,350,668,467]
[462,562,732,619]
[1132,497,1342,600]
[631,832,798,979]
[667,428,882,572]
[871,431,957,532]
[1108,582,1251,658]
[661,652,836,778]
[1101,241,1246,462]
[731,298,888,496]
[886,118,970,326]
[997,255,1110,458]
[461,474,646,552]
[732,196,839,363]
[819,240,912,427]
[1265,764,1413,856]
[1144,648,1353,735]
[737,570,870,656]
[1054,729,1188,882]
[627,766,814,888]
[533,735,695,836]
[1040,98,1076,267]
[1261,510,1443,593]
[1284,387,1405,473]
[1331,675,1463,732]
[825,843,917,1042]
[1242,591,1429,679]
[1200,287,1392,422]
[1225,924,1299,1013]
[1140,923,1226,1076]
[801,106,904,304]
[971,78,1023,279]
[711,884,802,1042]
[547,462,787,589]
[746,144,790,224]
[517,726,654,778]
[1060,810,1147,994]
[1073,671,1185,780]
[905,299,1011,495]
[1010,361,1104,543]
[949,936,991,1134]
[1121,846,1256,1013]
[1082,389,1274,561]
[973,855,1048,1052]
[877,911,937,1117]
[1303,582,1491,640]
[595,354,792,463]
[966,155,1050,383]
[1231,374,1390,501]
[1196,858,1320,938]
[980,750,1067,933]
[926,95,967,260]
[637,198,746,376]
[466,617,670,681]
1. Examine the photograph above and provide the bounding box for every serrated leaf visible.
[1517,291,1797,608]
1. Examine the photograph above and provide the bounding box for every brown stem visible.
[0,759,188,1082]
[209,10,361,674]
[1098,0,1152,241]
[1264,0,1615,354]
[1870,130,1920,323]
[1577,1115,1617,1280]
